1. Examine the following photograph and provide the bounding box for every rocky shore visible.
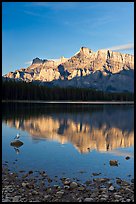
[2,165,134,202]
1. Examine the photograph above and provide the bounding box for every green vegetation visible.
[2,79,134,101]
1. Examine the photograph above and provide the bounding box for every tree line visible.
[2,79,134,101]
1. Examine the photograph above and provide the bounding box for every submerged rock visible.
[92,172,101,176]
[131,179,134,183]
[10,140,24,148]
[93,178,110,183]
[109,160,118,166]
[125,156,130,160]
[116,178,122,184]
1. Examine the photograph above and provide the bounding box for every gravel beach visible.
[2,165,134,202]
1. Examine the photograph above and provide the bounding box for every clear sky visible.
[2,2,134,75]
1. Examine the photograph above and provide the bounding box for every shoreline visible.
[2,165,134,202]
[2,100,134,104]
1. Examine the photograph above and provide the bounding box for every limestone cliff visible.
[3,47,134,92]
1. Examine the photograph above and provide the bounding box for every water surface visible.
[2,103,134,184]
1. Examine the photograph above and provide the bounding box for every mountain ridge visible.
[3,47,134,93]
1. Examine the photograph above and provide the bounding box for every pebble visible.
[12,196,21,202]
[116,178,122,184]
[32,190,39,195]
[101,194,108,199]
[70,182,78,189]
[92,172,101,176]
[114,195,122,199]
[84,198,94,202]
[56,190,64,197]
[46,188,52,193]
[108,185,115,191]
[79,170,86,174]
[131,179,134,183]
[2,199,11,202]
[126,199,131,202]
[100,198,107,201]
[93,178,109,182]
[64,185,70,190]
[63,180,70,185]
[28,170,33,174]
[2,165,134,202]
[44,195,50,200]
[22,182,27,187]
[78,186,85,191]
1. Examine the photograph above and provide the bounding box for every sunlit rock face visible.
[3,47,134,92]
[3,111,134,154]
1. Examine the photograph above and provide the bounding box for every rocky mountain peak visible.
[32,57,47,64]
[3,46,134,93]
[79,47,93,55]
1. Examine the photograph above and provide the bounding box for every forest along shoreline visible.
[2,164,134,202]
[2,80,134,102]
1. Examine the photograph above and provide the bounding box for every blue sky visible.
[2,2,134,75]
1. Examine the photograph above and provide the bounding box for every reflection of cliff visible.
[4,117,134,154]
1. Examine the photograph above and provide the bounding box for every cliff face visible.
[61,47,134,74]
[3,47,134,92]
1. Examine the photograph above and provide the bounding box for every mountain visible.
[3,47,134,93]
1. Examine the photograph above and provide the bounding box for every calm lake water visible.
[2,102,134,185]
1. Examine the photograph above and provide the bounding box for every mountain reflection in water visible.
[2,103,134,154]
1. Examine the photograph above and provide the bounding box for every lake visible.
[2,102,134,186]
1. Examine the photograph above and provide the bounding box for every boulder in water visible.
[10,140,24,148]
[109,160,118,166]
